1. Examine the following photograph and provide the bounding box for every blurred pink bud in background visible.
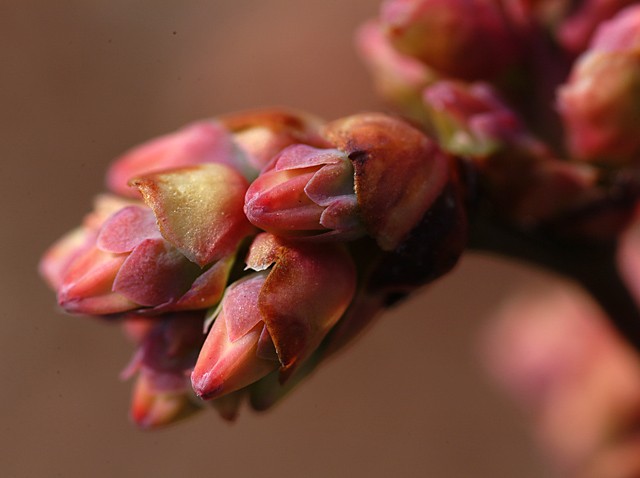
[380,0,522,80]
[558,5,640,165]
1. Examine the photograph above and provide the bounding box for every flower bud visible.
[244,144,365,240]
[191,273,280,400]
[423,80,599,229]
[380,0,521,80]
[44,164,251,315]
[191,233,356,399]
[423,80,527,157]
[123,314,205,428]
[558,5,640,165]
[107,109,325,197]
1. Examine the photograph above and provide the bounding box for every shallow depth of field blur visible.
[1,1,565,476]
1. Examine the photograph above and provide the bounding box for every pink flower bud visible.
[380,0,521,80]
[483,290,640,476]
[43,164,252,315]
[244,144,365,240]
[107,109,325,197]
[39,195,136,290]
[558,5,640,165]
[130,371,201,429]
[191,233,356,399]
[423,80,601,229]
[123,314,205,429]
[191,273,280,400]
[423,80,527,157]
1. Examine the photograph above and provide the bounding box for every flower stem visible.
[469,213,640,350]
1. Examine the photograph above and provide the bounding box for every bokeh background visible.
[2,1,558,476]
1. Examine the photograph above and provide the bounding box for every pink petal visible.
[244,169,326,233]
[132,164,253,267]
[39,227,96,290]
[223,273,267,343]
[172,255,235,310]
[191,304,278,400]
[273,144,345,171]
[60,291,138,316]
[319,196,361,232]
[113,239,200,307]
[58,246,135,314]
[245,233,279,271]
[304,162,355,206]
[252,235,357,378]
[97,206,162,253]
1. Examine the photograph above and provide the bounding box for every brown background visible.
[2,1,553,476]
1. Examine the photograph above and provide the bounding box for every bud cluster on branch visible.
[40,0,640,438]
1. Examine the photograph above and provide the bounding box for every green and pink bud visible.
[558,5,640,165]
[191,233,356,400]
[42,164,252,315]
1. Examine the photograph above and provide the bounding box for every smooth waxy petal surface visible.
[247,233,356,378]
[132,164,253,267]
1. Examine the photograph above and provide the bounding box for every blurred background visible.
[1,0,556,476]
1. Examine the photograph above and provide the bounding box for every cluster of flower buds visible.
[359,0,640,239]
[41,109,468,427]
[40,0,640,445]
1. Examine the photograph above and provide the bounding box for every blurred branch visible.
[469,213,640,350]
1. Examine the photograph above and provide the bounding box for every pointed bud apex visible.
[558,6,640,165]
[244,145,365,240]
[191,273,279,400]
[130,372,201,429]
